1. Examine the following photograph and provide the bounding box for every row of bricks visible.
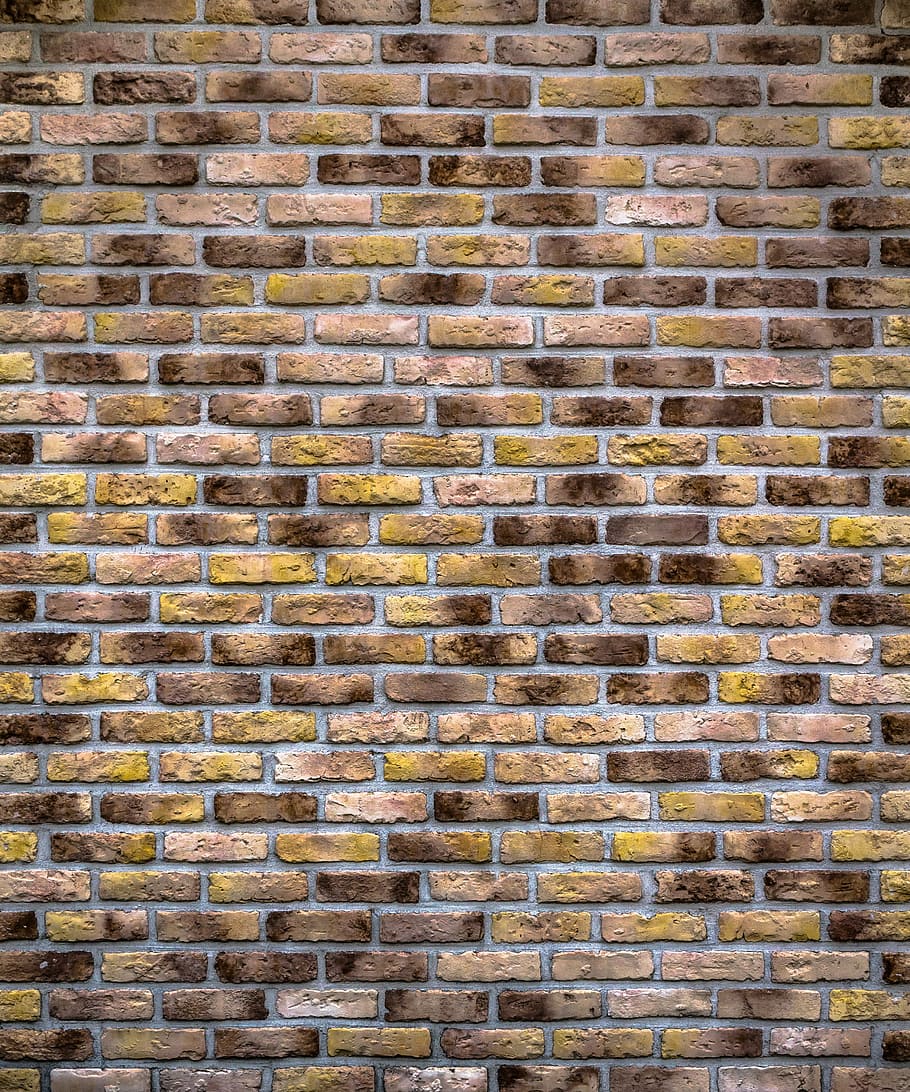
[2,666,910,702]
[4,152,910,192]
[11,276,910,315]
[7,0,906,28]
[5,71,910,107]
[1,485,908,516]
[0,984,905,1021]
[1,866,908,909]
[2,913,910,966]
[0,785,906,821]
[2,391,909,426]
[5,117,908,152]
[6,434,910,466]
[0,551,902,585]
[4,233,910,267]
[0,986,907,1028]
[0,739,908,778]
[0,627,900,661]
[0,1067,901,1092]
[9,584,910,617]
[0,1025,905,1063]
[0,947,892,981]
[5,824,910,860]
[0,706,897,739]
[7,114,897,149]
[2,312,904,348]
[6,504,910,534]
[6,27,910,66]
[0,861,905,904]
[0,986,908,1021]
[4,428,910,459]
[12,191,910,231]
[5,350,910,387]
[5,397,910,431]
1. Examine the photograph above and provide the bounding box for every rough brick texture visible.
[0,0,909,1088]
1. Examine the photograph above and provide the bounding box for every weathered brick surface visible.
[0,0,908,1087]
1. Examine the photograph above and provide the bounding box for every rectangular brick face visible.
[0,0,907,1087]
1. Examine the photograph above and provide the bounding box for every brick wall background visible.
[1,0,910,1088]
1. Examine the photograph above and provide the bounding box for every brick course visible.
[0,0,909,1087]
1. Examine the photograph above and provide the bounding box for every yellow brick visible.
[212,711,316,743]
[658,792,765,822]
[0,991,40,1022]
[0,233,84,265]
[601,912,706,943]
[0,753,38,783]
[0,833,38,863]
[830,517,910,547]
[0,353,35,383]
[829,989,910,1021]
[0,1073,38,1092]
[326,553,427,586]
[160,752,262,781]
[721,594,820,627]
[379,514,484,545]
[381,192,485,226]
[272,436,373,466]
[41,191,146,224]
[658,315,761,348]
[265,273,370,305]
[384,751,485,782]
[0,473,86,506]
[275,833,380,862]
[554,1028,653,1060]
[717,435,820,466]
[657,634,760,664]
[831,830,910,862]
[314,235,417,266]
[881,871,910,902]
[48,512,148,545]
[318,474,421,505]
[495,436,598,466]
[270,111,372,145]
[883,397,910,428]
[656,236,757,267]
[159,593,262,624]
[437,554,540,587]
[47,751,150,782]
[209,553,316,584]
[327,1027,431,1058]
[95,473,197,506]
[719,515,820,546]
[608,434,706,466]
[829,116,910,149]
[832,355,910,388]
[718,910,819,942]
[0,674,34,703]
[885,316,910,346]
[42,673,148,705]
[540,76,644,107]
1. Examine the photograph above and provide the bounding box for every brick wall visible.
[1,0,909,1088]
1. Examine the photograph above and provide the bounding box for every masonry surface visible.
[0,0,909,1088]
